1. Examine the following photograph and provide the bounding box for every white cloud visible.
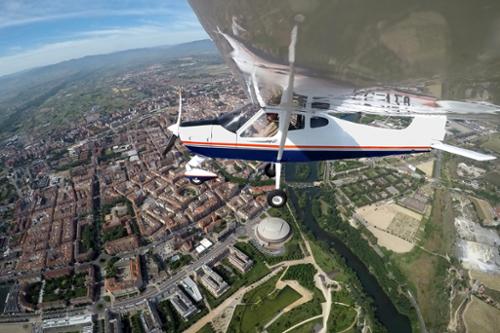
[0,24,208,76]
[0,0,185,27]
[0,8,183,29]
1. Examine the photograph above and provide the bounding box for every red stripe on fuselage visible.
[181,140,431,150]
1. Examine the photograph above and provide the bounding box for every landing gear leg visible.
[267,162,287,208]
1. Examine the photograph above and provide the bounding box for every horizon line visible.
[0,38,213,80]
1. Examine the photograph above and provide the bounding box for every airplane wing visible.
[431,142,496,161]
[187,0,500,116]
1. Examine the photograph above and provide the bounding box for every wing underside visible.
[187,0,500,117]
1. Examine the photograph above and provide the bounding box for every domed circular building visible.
[255,217,291,246]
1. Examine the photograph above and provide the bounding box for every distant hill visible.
[0,39,215,103]
[0,39,217,137]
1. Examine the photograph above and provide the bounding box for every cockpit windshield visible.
[218,103,261,133]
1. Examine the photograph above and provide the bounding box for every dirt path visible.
[281,314,323,333]
[279,280,313,311]
[183,266,283,333]
[287,204,336,333]
[416,245,450,262]
[267,257,314,269]
[187,204,340,333]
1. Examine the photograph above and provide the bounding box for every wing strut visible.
[276,23,299,163]
[273,20,300,192]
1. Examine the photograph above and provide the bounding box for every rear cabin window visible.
[310,116,329,128]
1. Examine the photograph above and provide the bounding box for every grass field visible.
[463,296,500,333]
[329,288,358,331]
[480,133,500,154]
[227,275,301,333]
[328,303,357,332]
[267,291,323,333]
[391,189,454,331]
[308,238,349,283]
[483,170,500,187]
[469,270,500,291]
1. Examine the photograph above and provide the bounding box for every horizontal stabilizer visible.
[431,142,496,161]
[187,155,207,168]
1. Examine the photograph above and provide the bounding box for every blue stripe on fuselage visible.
[185,145,428,162]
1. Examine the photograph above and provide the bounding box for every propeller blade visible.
[164,88,184,156]
[176,88,183,128]
[162,134,177,156]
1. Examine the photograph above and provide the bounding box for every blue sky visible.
[0,0,207,77]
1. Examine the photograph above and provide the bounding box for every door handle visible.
[248,139,276,143]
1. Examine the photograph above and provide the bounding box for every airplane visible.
[164,1,498,208]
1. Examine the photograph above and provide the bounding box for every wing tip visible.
[431,141,497,161]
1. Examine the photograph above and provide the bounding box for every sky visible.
[0,0,208,77]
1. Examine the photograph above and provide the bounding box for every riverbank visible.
[286,185,415,333]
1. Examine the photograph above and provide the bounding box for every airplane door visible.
[237,112,280,160]
[210,125,236,145]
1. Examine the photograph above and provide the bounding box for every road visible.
[180,203,340,333]
[3,284,20,314]
[433,150,442,180]
[407,290,428,333]
[112,234,237,311]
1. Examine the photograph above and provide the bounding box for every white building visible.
[180,276,203,303]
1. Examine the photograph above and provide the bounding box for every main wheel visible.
[267,189,287,208]
[190,177,203,185]
[264,163,276,178]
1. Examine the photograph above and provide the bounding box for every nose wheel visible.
[189,177,203,185]
[267,189,287,208]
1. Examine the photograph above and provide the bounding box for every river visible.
[285,163,412,333]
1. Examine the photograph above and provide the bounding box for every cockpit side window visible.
[240,113,279,137]
[289,114,305,131]
[219,104,260,133]
[310,116,329,128]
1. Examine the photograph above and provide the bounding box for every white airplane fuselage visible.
[175,109,447,163]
